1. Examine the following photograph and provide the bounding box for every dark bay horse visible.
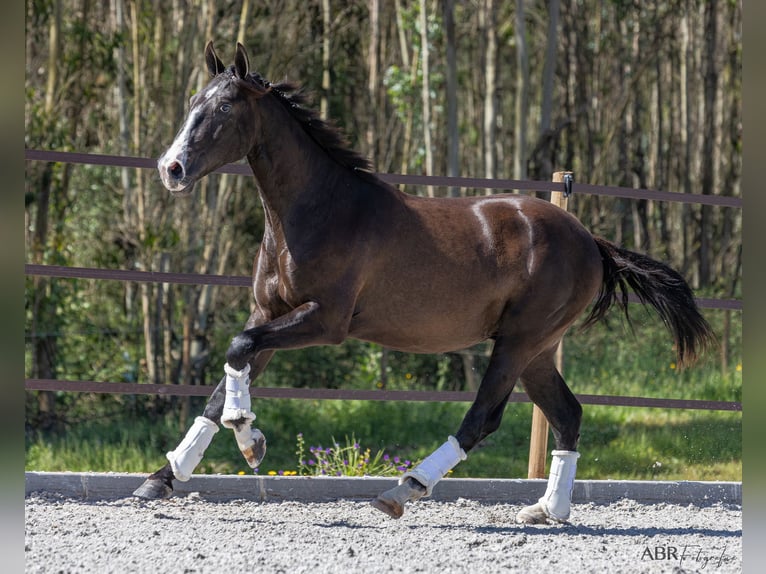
[133,42,713,524]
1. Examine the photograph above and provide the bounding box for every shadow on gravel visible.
[471,524,741,538]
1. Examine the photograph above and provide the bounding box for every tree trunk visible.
[33,0,64,429]
[536,0,559,180]
[482,0,497,186]
[394,0,415,180]
[321,0,331,120]
[366,0,379,161]
[419,0,434,197]
[128,0,159,384]
[680,5,693,280]
[460,352,479,392]
[237,0,251,46]
[699,0,718,287]
[31,169,57,431]
[443,0,459,197]
[513,0,528,181]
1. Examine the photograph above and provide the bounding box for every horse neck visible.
[245,95,349,224]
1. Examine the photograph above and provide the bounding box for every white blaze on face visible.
[158,83,224,190]
[160,108,200,169]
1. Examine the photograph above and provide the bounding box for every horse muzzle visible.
[158,154,196,195]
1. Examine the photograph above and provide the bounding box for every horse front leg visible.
[217,359,270,470]
[139,300,344,489]
[372,338,522,518]
[132,348,274,500]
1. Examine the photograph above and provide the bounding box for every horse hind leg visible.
[372,338,521,518]
[370,437,464,519]
[515,348,583,524]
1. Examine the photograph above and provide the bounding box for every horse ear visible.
[205,41,225,77]
[234,42,250,80]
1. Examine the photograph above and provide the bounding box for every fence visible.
[25,150,742,476]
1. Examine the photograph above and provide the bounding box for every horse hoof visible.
[515,502,551,524]
[132,478,173,500]
[370,478,426,519]
[370,496,404,519]
[239,428,267,469]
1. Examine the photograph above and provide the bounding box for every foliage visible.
[294,433,415,477]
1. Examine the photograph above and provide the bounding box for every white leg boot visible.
[220,363,255,427]
[372,436,466,518]
[516,450,580,524]
[220,362,266,469]
[166,416,220,482]
[400,435,467,496]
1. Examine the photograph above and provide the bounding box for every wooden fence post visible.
[527,171,571,479]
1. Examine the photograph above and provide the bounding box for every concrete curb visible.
[25,472,741,506]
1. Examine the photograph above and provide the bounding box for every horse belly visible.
[348,279,506,354]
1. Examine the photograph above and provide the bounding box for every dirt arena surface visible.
[25,492,741,573]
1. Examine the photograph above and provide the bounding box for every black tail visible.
[582,236,715,368]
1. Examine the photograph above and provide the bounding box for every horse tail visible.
[581,236,715,368]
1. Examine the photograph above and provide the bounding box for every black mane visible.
[245,72,375,178]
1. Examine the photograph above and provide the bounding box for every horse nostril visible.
[168,161,184,180]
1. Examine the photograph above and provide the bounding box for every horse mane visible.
[245,72,376,179]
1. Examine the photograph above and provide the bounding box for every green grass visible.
[25,398,741,482]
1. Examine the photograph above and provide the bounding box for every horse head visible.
[158,42,268,195]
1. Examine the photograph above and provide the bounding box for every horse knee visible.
[226,333,254,370]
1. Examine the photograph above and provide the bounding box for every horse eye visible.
[220,103,232,113]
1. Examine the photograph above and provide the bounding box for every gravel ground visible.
[25,492,741,573]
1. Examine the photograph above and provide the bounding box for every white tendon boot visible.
[372,436,467,519]
[166,416,220,482]
[401,435,467,496]
[220,363,255,427]
[220,362,266,469]
[516,450,580,524]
